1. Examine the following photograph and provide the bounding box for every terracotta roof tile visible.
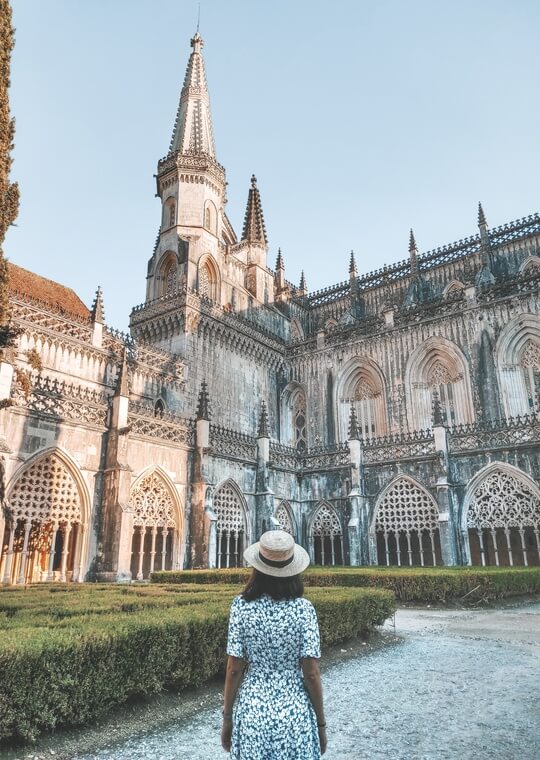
[8,263,91,320]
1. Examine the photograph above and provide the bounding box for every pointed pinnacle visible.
[478,202,487,228]
[275,248,284,270]
[432,390,445,427]
[349,249,357,276]
[409,229,417,253]
[299,270,307,292]
[257,401,270,438]
[348,403,360,440]
[409,229,418,275]
[196,380,210,421]
[242,174,267,244]
[91,286,105,324]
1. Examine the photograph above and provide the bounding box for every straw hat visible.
[244,530,310,578]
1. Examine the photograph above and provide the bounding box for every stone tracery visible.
[213,481,246,568]
[311,503,343,566]
[276,501,293,535]
[374,478,441,566]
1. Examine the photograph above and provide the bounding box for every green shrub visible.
[0,583,394,744]
[152,566,540,603]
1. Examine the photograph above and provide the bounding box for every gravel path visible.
[8,602,540,760]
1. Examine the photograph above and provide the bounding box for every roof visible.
[8,262,91,320]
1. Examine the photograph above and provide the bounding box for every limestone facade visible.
[1,33,539,583]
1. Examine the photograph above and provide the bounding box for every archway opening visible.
[214,482,246,568]
[311,503,344,566]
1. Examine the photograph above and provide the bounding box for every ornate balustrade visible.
[300,443,350,471]
[11,374,109,427]
[209,425,257,462]
[362,430,436,465]
[11,297,93,342]
[269,442,299,470]
[128,403,194,447]
[449,413,540,453]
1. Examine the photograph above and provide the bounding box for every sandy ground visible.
[3,599,539,760]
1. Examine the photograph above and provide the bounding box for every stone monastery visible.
[1,33,540,585]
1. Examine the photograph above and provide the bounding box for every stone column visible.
[254,402,274,539]
[2,521,16,585]
[47,522,59,581]
[190,382,211,568]
[59,523,72,582]
[17,521,31,585]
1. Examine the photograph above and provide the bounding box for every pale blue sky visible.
[7,0,540,330]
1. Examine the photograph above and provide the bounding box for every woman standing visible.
[221,530,327,758]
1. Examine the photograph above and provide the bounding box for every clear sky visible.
[7,0,540,330]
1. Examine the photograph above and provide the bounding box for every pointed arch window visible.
[293,394,307,454]
[198,256,219,302]
[276,501,294,535]
[213,482,246,568]
[338,360,387,441]
[426,360,457,426]
[311,504,343,566]
[466,469,540,566]
[374,478,441,566]
[130,471,177,580]
[521,340,540,412]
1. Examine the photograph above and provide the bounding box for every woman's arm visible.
[221,655,246,752]
[302,657,327,755]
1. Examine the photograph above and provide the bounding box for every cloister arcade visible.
[373,477,442,566]
[213,480,247,568]
[464,464,540,567]
[129,468,180,581]
[310,502,344,566]
[0,449,89,585]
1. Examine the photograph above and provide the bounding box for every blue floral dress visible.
[226,594,322,760]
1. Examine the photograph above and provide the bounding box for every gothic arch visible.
[495,314,540,417]
[275,500,295,537]
[519,255,540,275]
[198,253,221,303]
[309,501,344,566]
[336,356,388,441]
[442,280,465,298]
[1,447,91,585]
[204,200,218,235]
[462,462,540,567]
[162,196,177,230]
[213,479,248,568]
[405,336,474,430]
[129,466,183,580]
[371,475,441,566]
[290,317,304,342]
[155,250,178,298]
[281,382,308,453]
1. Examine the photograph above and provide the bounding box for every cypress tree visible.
[0,0,19,342]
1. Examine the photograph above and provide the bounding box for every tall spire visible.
[299,270,307,294]
[168,33,216,157]
[409,229,418,275]
[478,201,487,229]
[241,175,268,244]
[275,248,284,270]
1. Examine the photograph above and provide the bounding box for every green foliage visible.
[0,0,19,331]
[152,566,540,603]
[0,583,394,743]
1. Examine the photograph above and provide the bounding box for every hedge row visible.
[151,565,540,603]
[0,583,394,744]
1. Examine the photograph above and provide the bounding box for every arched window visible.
[198,256,220,302]
[204,201,217,234]
[405,337,474,431]
[311,503,343,566]
[276,501,294,535]
[465,467,540,567]
[443,280,465,299]
[496,315,540,418]
[163,197,176,230]
[281,384,308,452]
[1,451,86,585]
[213,481,246,568]
[374,477,441,566]
[337,358,388,441]
[154,399,165,418]
[157,252,178,298]
[129,470,178,580]
[293,394,307,454]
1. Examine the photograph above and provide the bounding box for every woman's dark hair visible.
[242,568,304,602]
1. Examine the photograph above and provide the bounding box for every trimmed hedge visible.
[0,583,394,744]
[151,565,540,603]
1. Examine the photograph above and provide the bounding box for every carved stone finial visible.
[409,229,418,275]
[348,403,361,440]
[299,270,307,293]
[275,248,284,271]
[478,201,487,228]
[190,31,204,53]
[91,286,105,324]
[349,250,358,277]
[432,390,446,427]
[196,381,210,421]
[257,401,270,438]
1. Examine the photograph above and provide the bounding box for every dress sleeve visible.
[300,600,321,659]
[226,596,246,659]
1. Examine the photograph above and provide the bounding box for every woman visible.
[221,530,327,758]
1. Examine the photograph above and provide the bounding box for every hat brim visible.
[243,541,310,578]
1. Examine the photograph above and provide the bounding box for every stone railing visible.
[300,443,350,471]
[449,413,540,453]
[269,442,298,470]
[128,403,194,447]
[209,425,257,462]
[11,297,93,342]
[362,430,436,465]
[11,374,109,428]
